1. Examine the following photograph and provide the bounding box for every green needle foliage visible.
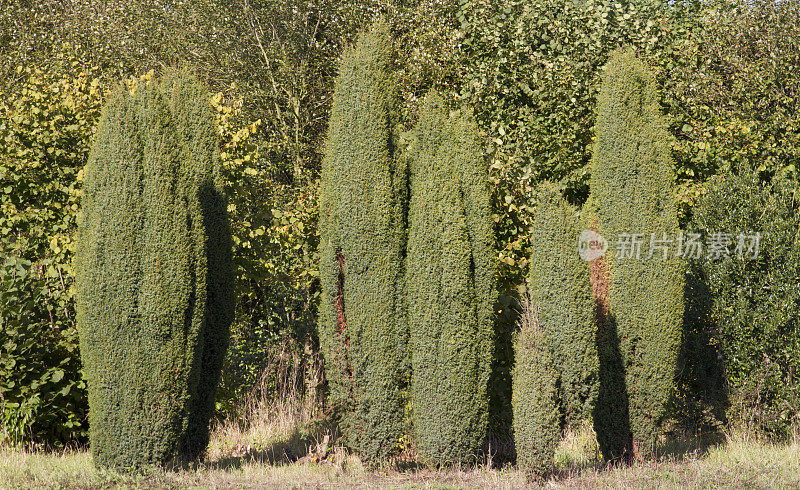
[512,295,560,480]
[514,183,595,478]
[588,48,685,460]
[317,20,408,462]
[405,94,496,465]
[75,70,234,470]
[529,183,597,428]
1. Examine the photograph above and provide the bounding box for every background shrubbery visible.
[0,48,102,445]
[690,168,800,438]
[0,257,86,444]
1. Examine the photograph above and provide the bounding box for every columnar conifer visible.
[75,70,234,469]
[588,48,685,460]
[513,295,560,480]
[529,183,598,426]
[406,94,496,464]
[514,184,596,477]
[317,20,408,461]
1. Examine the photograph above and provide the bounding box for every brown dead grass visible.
[2,421,798,489]
[3,348,797,489]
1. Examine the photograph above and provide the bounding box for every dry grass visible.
[205,390,324,465]
[557,431,800,489]
[2,417,799,489]
[4,351,798,488]
[206,342,332,466]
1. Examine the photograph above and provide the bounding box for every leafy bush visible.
[529,183,597,428]
[76,71,234,469]
[0,48,103,444]
[0,257,87,445]
[666,0,800,181]
[317,20,408,461]
[512,294,560,480]
[588,49,684,459]
[405,94,496,464]
[690,168,800,438]
[209,89,321,417]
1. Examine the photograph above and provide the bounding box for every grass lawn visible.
[2,427,798,489]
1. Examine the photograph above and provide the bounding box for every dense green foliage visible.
[529,184,597,428]
[690,169,800,437]
[318,21,407,461]
[455,0,698,443]
[76,71,233,469]
[0,257,86,445]
[673,0,800,179]
[1,0,361,412]
[405,94,495,464]
[458,0,700,287]
[672,0,800,436]
[206,89,320,415]
[458,0,800,285]
[1,0,800,462]
[0,49,103,443]
[512,299,560,479]
[0,49,313,440]
[589,49,684,459]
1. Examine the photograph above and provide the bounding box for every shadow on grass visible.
[655,429,725,462]
[548,419,726,484]
[198,419,333,472]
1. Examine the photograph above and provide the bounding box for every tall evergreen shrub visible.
[75,71,234,469]
[512,295,560,480]
[529,183,597,427]
[405,94,496,465]
[317,20,408,461]
[588,48,685,459]
[514,184,595,477]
